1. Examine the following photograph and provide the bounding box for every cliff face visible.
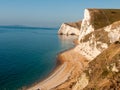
[79,9,120,41]
[76,9,120,60]
[79,9,120,42]
[58,21,81,35]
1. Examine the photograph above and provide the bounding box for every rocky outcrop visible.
[58,21,82,35]
[76,9,120,61]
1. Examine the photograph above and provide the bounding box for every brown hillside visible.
[88,9,120,30]
[84,41,120,90]
[65,21,82,30]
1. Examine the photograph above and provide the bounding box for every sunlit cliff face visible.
[78,9,94,41]
[84,9,91,24]
[77,9,120,61]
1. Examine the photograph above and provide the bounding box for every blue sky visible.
[0,0,119,27]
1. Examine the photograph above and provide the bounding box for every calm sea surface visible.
[0,27,77,90]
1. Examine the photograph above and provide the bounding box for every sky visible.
[0,0,120,27]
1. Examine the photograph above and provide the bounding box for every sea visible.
[0,26,77,90]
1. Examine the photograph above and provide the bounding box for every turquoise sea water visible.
[0,27,77,90]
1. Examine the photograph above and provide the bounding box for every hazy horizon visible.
[0,24,59,28]
[0,0,120,27]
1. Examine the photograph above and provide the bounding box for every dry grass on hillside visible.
[84,41,120,90]
[88,9,120,30]
[65,21,82,30]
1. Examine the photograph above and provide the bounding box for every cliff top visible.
[65,21,82,30]
[87,9,120,30]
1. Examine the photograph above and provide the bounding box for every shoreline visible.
[25,48,73,90]
[26,46,89,90]
[24,47,75,90]
[23,61,62,89]
[25,34,89,90]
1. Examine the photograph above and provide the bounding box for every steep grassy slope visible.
[84,41,120,90]
[88,9,120,30]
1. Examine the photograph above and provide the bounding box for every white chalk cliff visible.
[78,9,94,41]
[75,9,120,60]
[58,21,81,35]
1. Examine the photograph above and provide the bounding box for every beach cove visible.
[27,38,89,90]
